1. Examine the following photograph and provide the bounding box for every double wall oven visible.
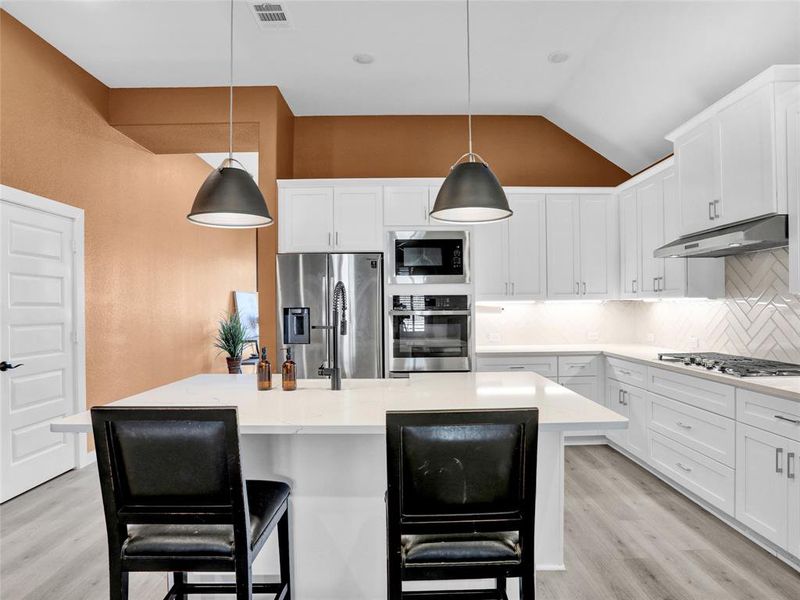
[389,294,471,373]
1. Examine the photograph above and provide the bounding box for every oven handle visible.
[389,310,471,317]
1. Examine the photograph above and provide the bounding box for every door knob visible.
[0,361,23,372]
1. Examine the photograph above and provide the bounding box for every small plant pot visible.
[226,356,242,374]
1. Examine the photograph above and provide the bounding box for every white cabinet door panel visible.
[280,188,334,252]
[677,120,720,236]
[661,169,687,296]
[473,220,508,298]
[507,193,546,298]
[736,423,789,547]
[619,190,639,296]
[637,180,664,295]
[626,385,649,461]
[334,187,382,251]
[546,195,580,298]
[383,187,429,226]
[788,439,800,558]
[718,85,776,225]
[606,379,629,447]
[579,195,612,298]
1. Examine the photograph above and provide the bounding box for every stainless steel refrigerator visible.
[276,253,384,379]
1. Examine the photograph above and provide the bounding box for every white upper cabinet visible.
[383,186,431,227]
[617,162,724,299]
[718,85,776,225]
[279,187,335,252]
[785,89,800,295]
[619,189,639,297]
[474,192,546,300]
[279,185,382,253]
[546,194,581,298]
[333,187,383,251]
[667,67,800,237]
[546,194,617,299]
[674,119,720,236]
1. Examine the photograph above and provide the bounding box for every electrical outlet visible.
[587,331,599,341]
[688,336,699,349]
[487,332,501,343]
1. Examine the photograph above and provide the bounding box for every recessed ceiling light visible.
[353,53,374,65]
[547,51,570,64]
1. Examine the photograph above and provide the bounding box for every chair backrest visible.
[91,407,246,527]
[386,408,538,532]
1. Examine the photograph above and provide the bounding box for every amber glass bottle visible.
[257,346,272,391]
[282,347,297,391]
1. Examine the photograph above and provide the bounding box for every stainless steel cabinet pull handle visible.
[788,452,796,480]
[774,415,800,425]
[618,389,623,404]
[505,282,509,295]
[776,448,784,474]
[632,279,637,293]
[328,232,332,246]
[653,277,658,292]
[511,282,515,295]
[621,390,628,406]
[676,422,693,430]
[575,282,580,295]
[582,282,587,295]
[676,462,692,473]
[508,366,526,370]
[708,202,713,220]
[335,231,340,246]
[713,200,720,219]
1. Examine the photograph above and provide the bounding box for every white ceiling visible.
[5,1,800,173]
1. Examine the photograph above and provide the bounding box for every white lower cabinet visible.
[606,378,648,460]
[736,423,795,548]
[650,430,735,516]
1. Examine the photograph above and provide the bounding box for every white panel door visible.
[473,220,508,298]
[619,190,639,296]
[660,169,687,296]
[1,201,76,502]
[579,195,611,298]
[638,179,664,295]
[383,186,430,227]
[507,193,546,298]
[718,85,776,225]
[279,188,334,252]
[333,187,383,251]
[677,120,720,235]
[735,423,789,547]
[546,195,580,299]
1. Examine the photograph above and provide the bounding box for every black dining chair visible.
[385,408,538,600]
[91,406,291,600]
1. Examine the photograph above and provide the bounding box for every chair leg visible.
[235,558,253,600]
[519,571,536,600]
[496,576,507,599]
[278,510,292,600]
[172,572,186,600]
[109,565,128,600]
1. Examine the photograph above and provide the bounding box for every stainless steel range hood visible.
[654,214,788,258]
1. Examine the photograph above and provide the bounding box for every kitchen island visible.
[52,371,627,600]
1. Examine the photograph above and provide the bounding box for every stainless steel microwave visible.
[387,230,469,284]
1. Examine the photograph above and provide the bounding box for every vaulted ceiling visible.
[4,1,799,173]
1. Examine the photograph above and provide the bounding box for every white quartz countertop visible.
[476,344,800,402]
[51,372,628,435]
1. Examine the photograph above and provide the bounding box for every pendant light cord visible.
[466,0,473,158]
[228,0,234,162]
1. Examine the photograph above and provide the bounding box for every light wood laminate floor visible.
[1,445,798,599]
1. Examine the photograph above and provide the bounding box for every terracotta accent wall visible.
[107,86,293,354]
[0,12,256,418]
[293,115,630,185]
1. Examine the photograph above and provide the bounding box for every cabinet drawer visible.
[558,354,599,377]
[737,389,800,443]
[476,355,558,378]
[650,431,735,516]
[648,392,736,467]
[647,367,735,418]
[605,357,647,388]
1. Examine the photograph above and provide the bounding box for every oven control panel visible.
[392,295,470,311]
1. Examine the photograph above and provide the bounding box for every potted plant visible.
[214,312,248,374]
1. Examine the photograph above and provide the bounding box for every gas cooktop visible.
[657,352,800,377]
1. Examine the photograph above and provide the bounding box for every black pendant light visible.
[430,0,512,224]
[187,0,273,228]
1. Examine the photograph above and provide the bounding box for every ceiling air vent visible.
[250,2,292,29]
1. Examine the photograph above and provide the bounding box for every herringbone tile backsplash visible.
[637,249,800,363]
[476,249,800,363]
